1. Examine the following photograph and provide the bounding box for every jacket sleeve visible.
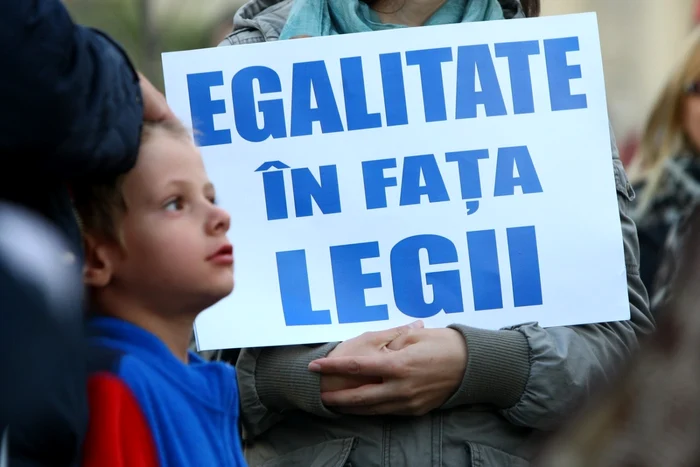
[650,204,696,314]
[441,127,656,431]
[236,344,341,439]
[82,374,159,467]
[0,0,143,179]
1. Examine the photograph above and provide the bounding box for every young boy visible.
[73,120,246,467]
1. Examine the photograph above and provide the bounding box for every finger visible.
[385,328,422,351]
[370,320,424,346]
[336,406,384,416]
[337,402,418,416]
[321,382,399,407]
[139,73,175,122]
[321,374,381,393]
[146,92,175,121]
[308,355,402,377]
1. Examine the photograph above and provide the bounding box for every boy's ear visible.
[82,234,114,288]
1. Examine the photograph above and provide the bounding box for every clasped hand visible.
[309,321,467,416]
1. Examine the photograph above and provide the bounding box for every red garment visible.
[82,374,159,467]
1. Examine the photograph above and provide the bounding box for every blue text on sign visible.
[256,145,543,220]
[276,227,543,326]
[186,37,587,145]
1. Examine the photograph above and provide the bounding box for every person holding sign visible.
[213,0,654,465]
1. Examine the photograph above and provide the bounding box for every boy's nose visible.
[208,205,231,235]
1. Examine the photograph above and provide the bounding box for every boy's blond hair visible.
[73,120,190,243]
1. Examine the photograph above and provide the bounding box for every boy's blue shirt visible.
[87,316,247,467]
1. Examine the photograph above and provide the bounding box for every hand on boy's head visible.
[138,72,176,122]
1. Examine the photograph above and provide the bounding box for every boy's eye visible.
[164,197,184,212]
[208,196,217,205]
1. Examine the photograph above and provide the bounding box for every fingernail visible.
[308,362,321,372]
[409,320,423,329]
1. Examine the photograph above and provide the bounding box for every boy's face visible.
[106,129,233,313]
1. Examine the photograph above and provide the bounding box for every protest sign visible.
[162,12,630,350]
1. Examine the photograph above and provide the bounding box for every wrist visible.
[442,325,530,410]
[256,343,338,413]
[444,328,468,389]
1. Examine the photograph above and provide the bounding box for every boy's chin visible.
[198,279,234,309]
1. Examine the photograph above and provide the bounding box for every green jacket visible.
[220,1,655,465]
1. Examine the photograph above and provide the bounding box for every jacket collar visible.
[87,316,237,412]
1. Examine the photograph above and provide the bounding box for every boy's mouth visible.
[207,244,234,265]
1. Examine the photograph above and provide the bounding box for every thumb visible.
[138,72,175,122]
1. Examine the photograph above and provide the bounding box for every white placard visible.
[162,12,629,350]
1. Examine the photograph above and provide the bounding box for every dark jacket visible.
[631,153,700,301]
[0,1,143,465]
[0,204,85,467]
[0,0,143,255]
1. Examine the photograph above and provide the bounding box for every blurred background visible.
[64,0,700,166]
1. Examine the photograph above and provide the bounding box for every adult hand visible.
[320,321,424,393]
[138,72,175,122]
[309,327,468,416]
